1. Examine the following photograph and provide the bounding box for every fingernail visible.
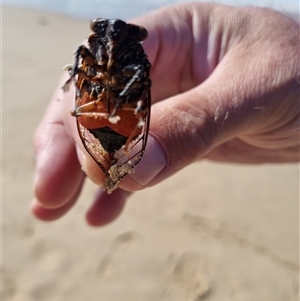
[130,134,166,186]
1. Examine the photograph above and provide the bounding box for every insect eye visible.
[138,26,148,41]
[90,18,108,34]
[127,24,148,42]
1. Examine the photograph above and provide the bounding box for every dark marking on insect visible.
[62,18,151,193]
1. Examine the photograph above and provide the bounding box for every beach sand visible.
[2,5,299,301]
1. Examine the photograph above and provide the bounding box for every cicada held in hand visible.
[62,18,151,193]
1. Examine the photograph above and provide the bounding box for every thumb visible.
[121,54,263,190]
[120,84,223,191]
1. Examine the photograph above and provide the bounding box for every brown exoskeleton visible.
[63,18,151,193]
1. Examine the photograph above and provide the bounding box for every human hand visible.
[32,3,300,225]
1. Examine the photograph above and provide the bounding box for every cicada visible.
[63,18,151,193]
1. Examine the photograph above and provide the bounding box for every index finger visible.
[33,75,85,209]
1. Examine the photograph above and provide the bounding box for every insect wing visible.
[76,88,151,192]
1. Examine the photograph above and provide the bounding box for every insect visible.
[62,18,151,193]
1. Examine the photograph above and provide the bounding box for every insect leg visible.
[109,64,146,117]
[62,45,101,92]
[121,88,151,156]
[71,89,109,119]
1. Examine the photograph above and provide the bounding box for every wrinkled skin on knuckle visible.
[159,102,215,168]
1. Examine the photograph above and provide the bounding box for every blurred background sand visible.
[2,2,299,301]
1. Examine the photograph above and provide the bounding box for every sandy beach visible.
[2,5,299,301]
